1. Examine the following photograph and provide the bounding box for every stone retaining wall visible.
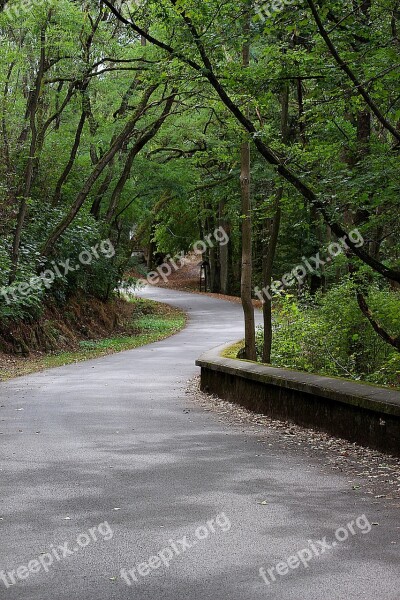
[196,344,400,457]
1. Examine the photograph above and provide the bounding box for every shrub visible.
[256,281,400,387]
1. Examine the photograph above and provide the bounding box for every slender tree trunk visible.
[262,189,282,363]
[261,81,289,362]
[91,162,115,220]
[105,145,139,223]
[240,5,256,361]
[146,221,157,270]
[240,140,256,360]
[52,106,86,206]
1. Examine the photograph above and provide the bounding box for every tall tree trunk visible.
[240,139,256,360]
[261,81,290,362]
[90,162,115,220]
[240,5,256,361]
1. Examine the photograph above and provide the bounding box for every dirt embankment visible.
[0,294,141,358]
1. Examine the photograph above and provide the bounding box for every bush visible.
[256,281,400,388]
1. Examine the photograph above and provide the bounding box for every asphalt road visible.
[0,287,399,599]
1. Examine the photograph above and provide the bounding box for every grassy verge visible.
[221,342,243,360]
[0,298,186,381]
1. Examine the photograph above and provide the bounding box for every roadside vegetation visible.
[224,283,400,387]
[0,298,185,381]
[258,286,400,387]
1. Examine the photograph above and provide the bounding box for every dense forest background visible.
[0,0,399,385]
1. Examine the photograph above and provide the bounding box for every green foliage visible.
[256,282,400,387]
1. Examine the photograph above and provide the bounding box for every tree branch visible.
[356,290,400,352]
[306,0,400,143]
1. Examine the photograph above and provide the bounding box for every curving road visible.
[0,288,398,599]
